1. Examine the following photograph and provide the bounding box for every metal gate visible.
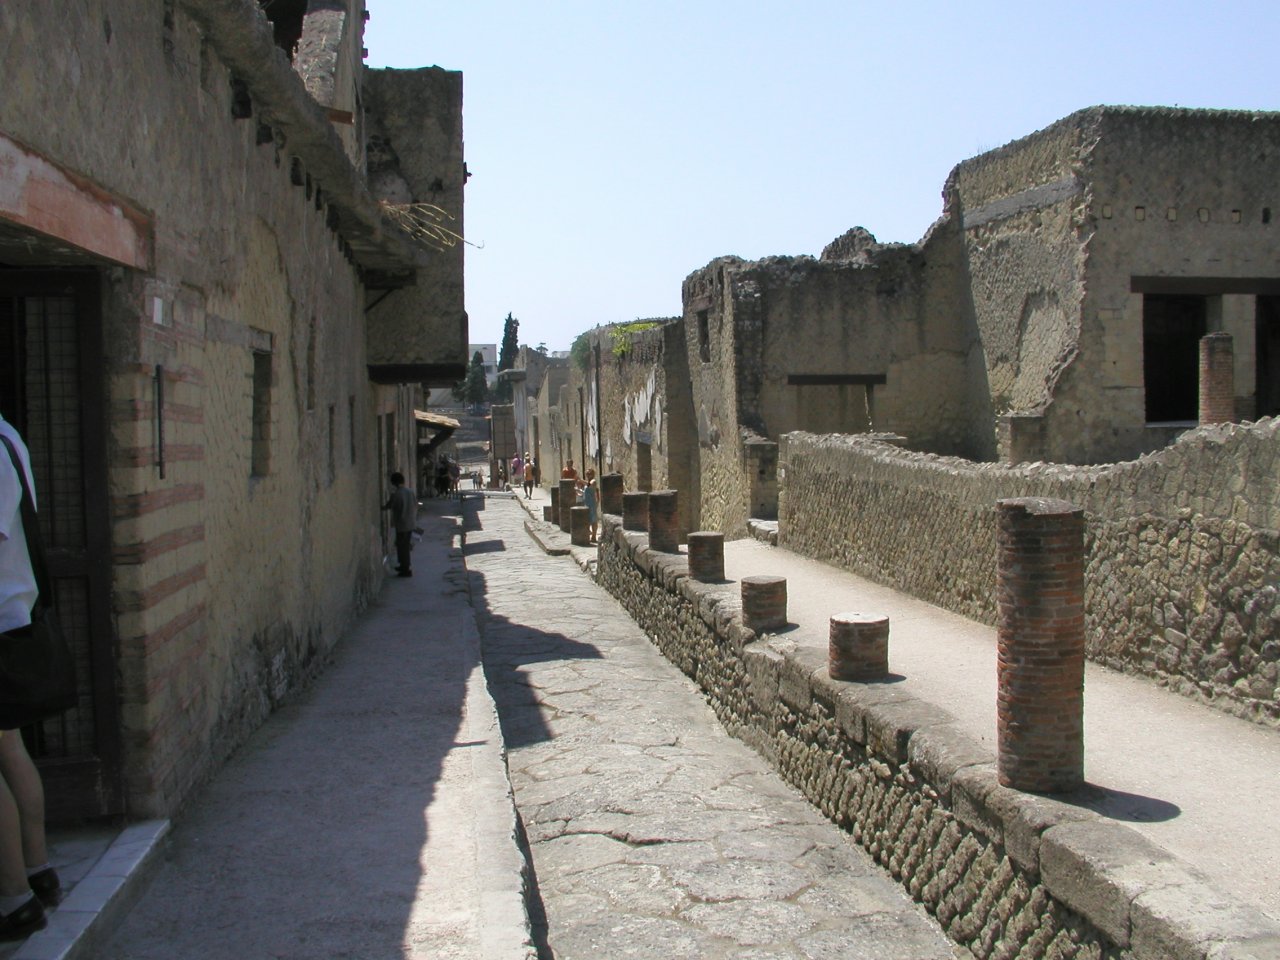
[0,271,123,820]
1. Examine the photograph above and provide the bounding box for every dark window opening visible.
[259,0,307,59]
[1257,296,1280,418]
[251,350,272,476]
[636,440,652,492]
[697,309,711,364]
[348,395,357,464]
[1143,294,1206,423]
[327,404,336,486]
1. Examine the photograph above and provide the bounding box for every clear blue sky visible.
[366,1,1278,353]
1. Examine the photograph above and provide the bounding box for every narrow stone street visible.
[464,495,956,960]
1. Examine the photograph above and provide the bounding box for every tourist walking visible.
[522,457,535,499]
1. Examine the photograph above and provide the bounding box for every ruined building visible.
[0,0,465,818]
[516,106,1279,727]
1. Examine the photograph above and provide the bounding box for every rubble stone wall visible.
[779,425,1280,727]
[594,516,1280,960]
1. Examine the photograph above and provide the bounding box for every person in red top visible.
[560,459,578,481]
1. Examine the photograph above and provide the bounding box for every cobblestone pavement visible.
[463,496,958,960]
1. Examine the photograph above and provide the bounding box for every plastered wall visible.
[2,0,435,815]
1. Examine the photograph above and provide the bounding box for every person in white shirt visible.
[0,414,59,938]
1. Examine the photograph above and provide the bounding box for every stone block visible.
[743,642,783,715]
[864,699,952,766]
[907,725,991,802]
[833,682,915,747]
[779,647,825,711]
[1132,882,1280,960]
[981,784,1098,876]
[1040,820,1195,947]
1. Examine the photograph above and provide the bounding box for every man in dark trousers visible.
[383,472,417,578]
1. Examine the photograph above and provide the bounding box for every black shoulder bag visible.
[0,435,78,729]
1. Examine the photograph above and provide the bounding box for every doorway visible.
[0,270,123,820]
[1143,294,1206,423]
[1257,296,1280,418]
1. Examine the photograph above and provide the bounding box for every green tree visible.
[452,350,489,410]
[495,312,519,402]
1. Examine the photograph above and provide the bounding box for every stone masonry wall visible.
[593,515,1280,960]
[596,522,1280,960]
[779,424,1280,727]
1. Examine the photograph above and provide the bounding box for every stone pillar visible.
[622,491,649,532]
[570,505,590,546]
[548,486,560,526]
[687,531,724,582]
[829,612,889,681]
[558,479,577,533]
[600,472,624,515]
[542,505,553,523]
[1199,331,1235,425]
[742,575,787,632]
[996,497,1085,793]
[648,489,680,552]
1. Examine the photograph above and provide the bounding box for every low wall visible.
[779,422,1280,727]
[594,514,1280,960]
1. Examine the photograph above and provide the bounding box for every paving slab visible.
[467,496,958,959]
[96,500,534,960]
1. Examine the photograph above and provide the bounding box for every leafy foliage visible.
[496,313,519,402]
[452,350,489,408]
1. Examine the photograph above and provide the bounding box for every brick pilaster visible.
[600,472,624,515]
[996,497,1085,793]
[742,575,787,632]
[558,479,577,533]
[1199,331,1235,425]
[687,531,724,581]
[570,505,590,546]
[829,612,889,681]
[648,489,680,552]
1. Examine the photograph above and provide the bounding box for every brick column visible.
[996,497,1085,793]
[648,489,680,552]
[742,575,787,632]
[622,492,649,531]
[600,473,624,515]
[558,479,576,533]
[548,486,560,526]
[1199,331,1235,425]
[687,531,724,581]
[570,505,590,546]
[829,612,889,681]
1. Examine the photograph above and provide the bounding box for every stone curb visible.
[592,512,1280,960]
[14,820,169,960]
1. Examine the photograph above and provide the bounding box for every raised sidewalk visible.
[519,484,1280,959]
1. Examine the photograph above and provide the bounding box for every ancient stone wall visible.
[1,0,434,815]
[779,424,1280,727]
[594,517,1280,960]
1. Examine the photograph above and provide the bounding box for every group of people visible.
[0,414,62,941]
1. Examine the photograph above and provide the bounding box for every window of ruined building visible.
[348,395,357,464]
[1143,294,1206,423]
[697,310,711,364]
[327,404,336,486]
[259,0,308,60]
[306,315,317,411]
[250,350,273,476]
[1257,295,1280,418]
[636,440,652,492]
